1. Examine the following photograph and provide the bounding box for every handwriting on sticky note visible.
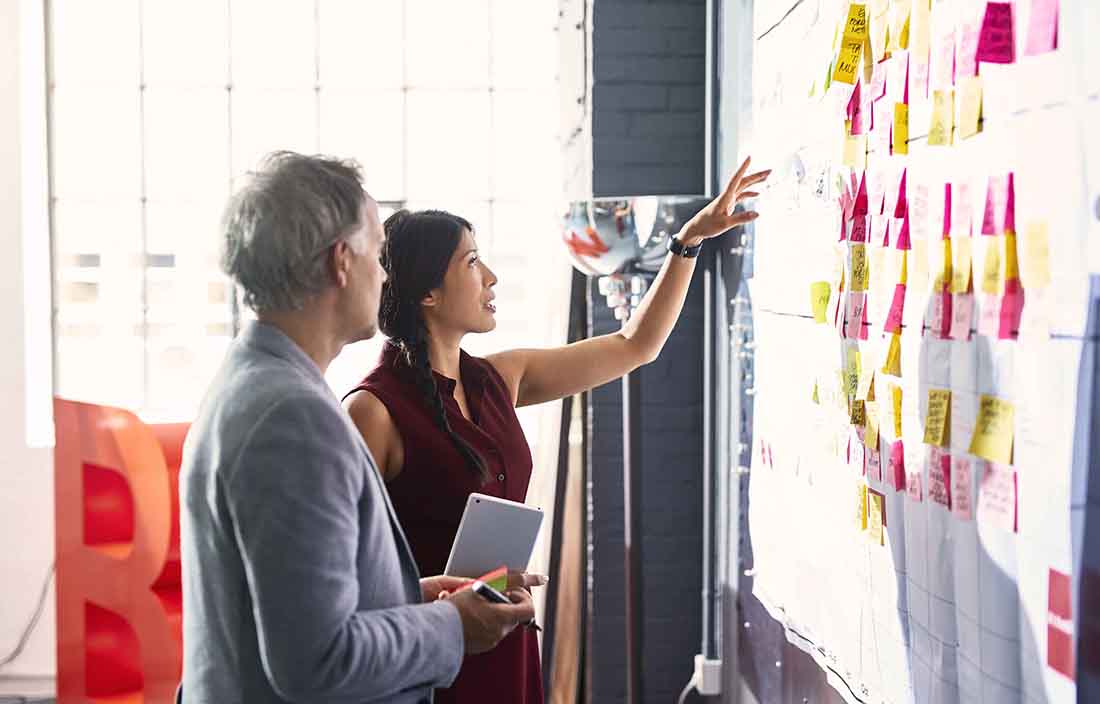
[951,292,974,341]
[977,2,1015,65]
[893,103,909,154]
[851,399,867,426]
[867,445,882,482]
[978,292,1000,337]
[951,236,973,294]
[907,468,923,502]
[923,389,951,447]
[881,331,902,376]
[868,490,885,545]
[811,281,832,322]
[969,395,1015,464]
[1021,221,1052,289]
[958,76,983,139]
[927,446,952,510]
[845,292,867,339]
[928,89,954,146]
[978,461,1017,532]
[845,347,862,397]
[951,456,973,520]
[851,244,869,291]
[981,238,1004,294]
[1024,0,1058,57]
[850,215,868,242]
[834,5,869,84]
[884,283,906,333]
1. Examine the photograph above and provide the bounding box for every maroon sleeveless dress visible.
[346,341,544,704]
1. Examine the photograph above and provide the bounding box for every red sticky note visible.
[1025,0,1059,56]
[895,214,912,250]
[942,183,953,238]
[978,461,1017,532]
[1048,624,1075,679]
[977,2,1016,65]
[890,440,906,492]
[951,456,973,520]
[1049,569,1072,620]
[894,169,908,218]
[850,215,868,242]
[928,447,952,510]
[951,293,974,340]
[999,285,1025,340]
[885,284,906,333]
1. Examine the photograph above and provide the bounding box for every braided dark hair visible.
[379,209,491,484]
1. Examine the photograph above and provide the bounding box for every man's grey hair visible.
[221,151,368,313]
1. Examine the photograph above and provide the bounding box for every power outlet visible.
[693,654,722,696]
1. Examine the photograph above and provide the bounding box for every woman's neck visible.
[426,333,463,380]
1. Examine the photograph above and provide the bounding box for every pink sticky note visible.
[870,59,888,100]
[870,216,888,247]
[979,293,1000,336]
[911,184,930,242]
[927,291,953,339]
[978,461,1017,532]
[907,469,923,502]
[951,293,974,340]
[847,79,861,120]
[894,169,908,218]
[849,81,867,134]
[853,173,869,216]
[928,446,952,510]
[932,19,957,89]
[850,215,868,242]
[839,215,849,242]
[885,284,906,333]
[895,214,912,250]
[873,101,893,153]
[952,183,973,236]
[1004,172,1016,233]
[957,19,981,78]
[999,284,1025,340]
[938,291,953,338]
[851,435,866,473]
[951,457,973,520]
[846,293,867,339]
[1025,0,1058,56]
[880,218,891,247]
[859,301,870,340]
[890,441,906,492]
[868,448,882,482]
[977,2,1016,65]
[981,175,1007,235]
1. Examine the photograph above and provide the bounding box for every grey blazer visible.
[180,322,463,703]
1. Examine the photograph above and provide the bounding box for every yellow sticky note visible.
[932,238,952,291]
[952,236,973,294]
[868,491,884,545]
[981,238,1004,294]
[1021,221,1052,289]
[893,103,909,155]
[845,347,862,397]
[866,402,881,449]
[969,395,1015,464]
[857,483,869,531]
[811,281,832,322]
[928,89,955,146]
[899,12,910,50]
[899,250,908,285]
[910,0,931,59]
[891,385,903,437]
[1004,230,1020,281]
[923,389,951,447]
[834,36,865,84]
[844,3,869,39]
[813,381,820,404]
[851,244,869,291]
[958,76,983,139]
[844,133,868,169]
[851,399,867,426]
[881,332,902,376]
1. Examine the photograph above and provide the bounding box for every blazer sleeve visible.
[223,392,465,702]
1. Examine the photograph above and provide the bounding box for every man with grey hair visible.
[180,151,534,703]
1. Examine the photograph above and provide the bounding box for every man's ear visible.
[330,240,353,288]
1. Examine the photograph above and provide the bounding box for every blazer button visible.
[497,473,505,482]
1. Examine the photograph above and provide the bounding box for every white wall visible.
[0,0,58,679]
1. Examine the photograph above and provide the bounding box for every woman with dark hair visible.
[343,158,769,702]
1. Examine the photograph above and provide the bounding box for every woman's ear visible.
[420,288,440,307]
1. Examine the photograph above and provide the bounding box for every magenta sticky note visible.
[977,2,1016,65]
[872,216,890,247]
[951,293,974,340]
[1025,0,1058,56]
[850,215,868,242]
[942,183,953,238]
[895,214,912,250]
[885,284,906,333]
[848,80,865,134]
[894,169,908,219]
[1004,172,1016,233]
[881,218,891,247]
[981,175,1006,235]
[939,291,953,338]
[999,284,1024,340]
[839,215,849,242]
[890,440,906,492]
[853,173,869,216]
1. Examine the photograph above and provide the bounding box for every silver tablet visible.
[443,493,544,578]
